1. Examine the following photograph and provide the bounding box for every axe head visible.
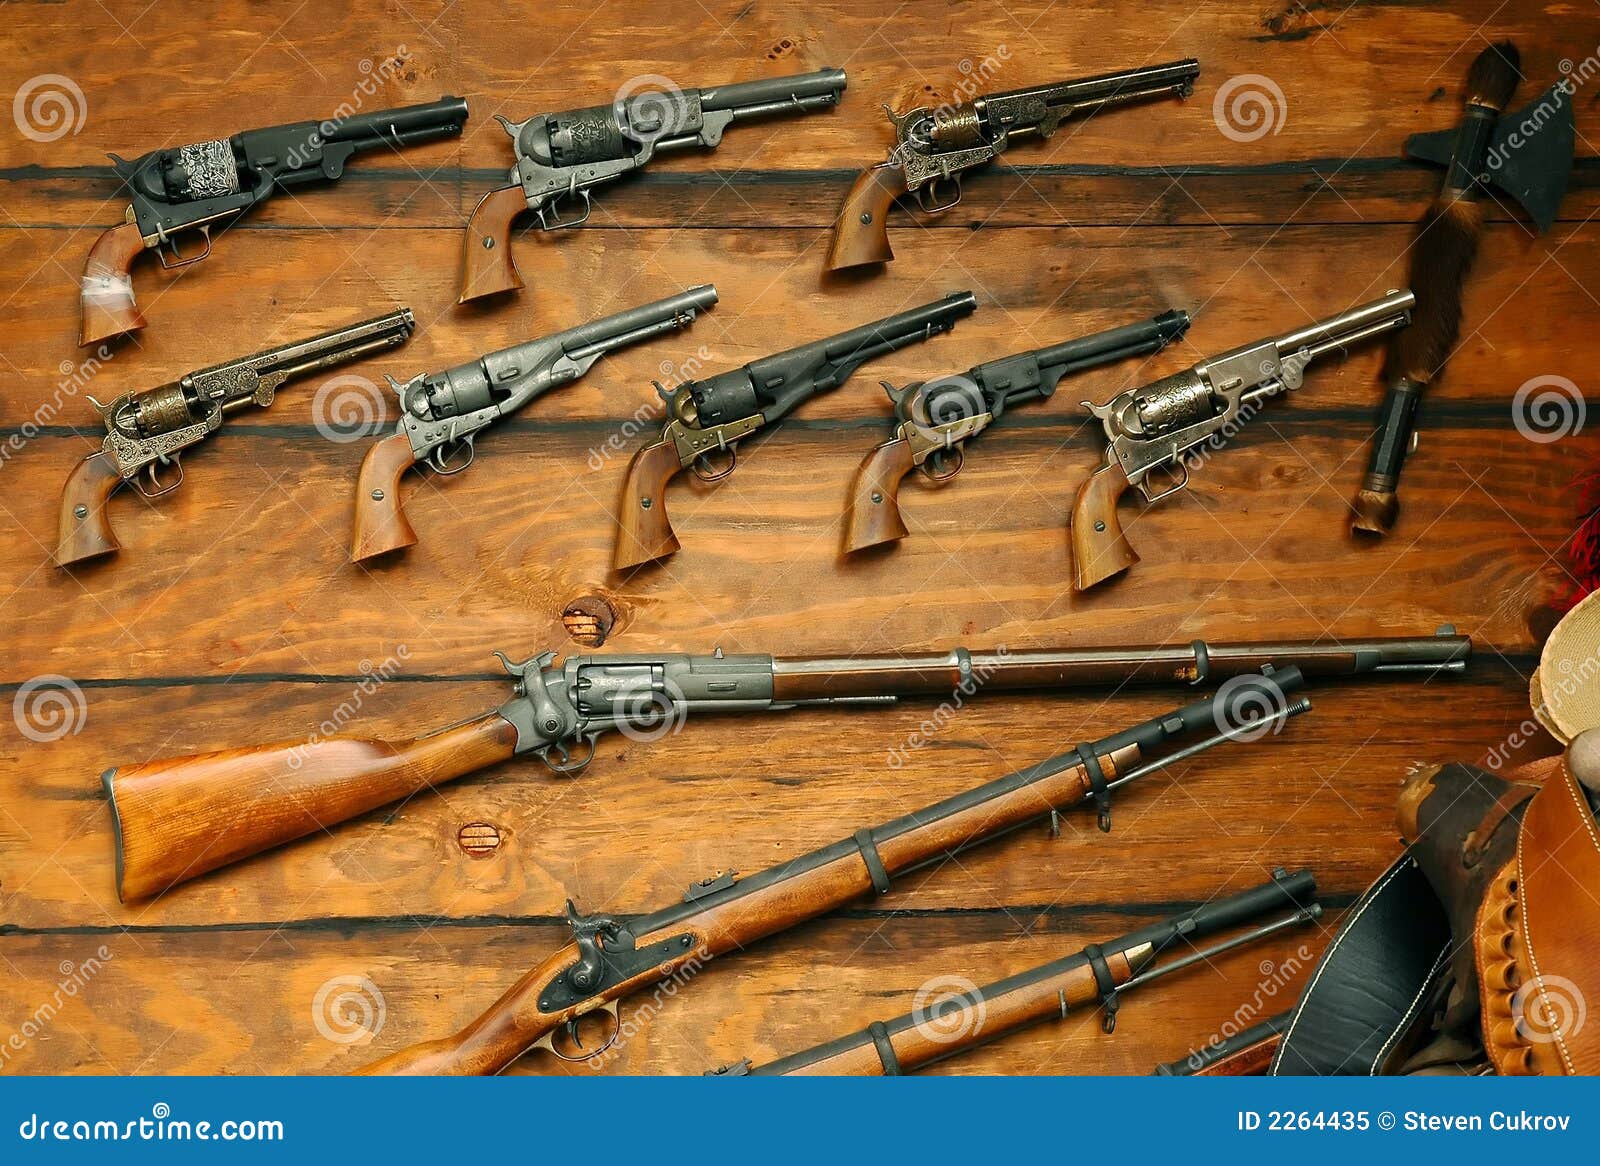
[1404,81,1575,233]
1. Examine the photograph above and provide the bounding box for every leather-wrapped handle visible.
[105,711,520,901]
[1069,463,1139,591]
[56,450,126,567]
[350,433,421,562]
[458,185,529,303]
[826,165,907,271]
[843,437,915,552]
[613,439,686,570]
[80,221,149,346]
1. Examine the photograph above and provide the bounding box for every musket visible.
[460,69,847,303]
[100,630,1466,901]
[613,291,978,570]
[845,309,1191,553]
[81,97,467,346]
[827,60,1199,271]
[56,310,416,568]
[356,674,1310,1074]
[711,870,1320,1075]
[350,286,718,561]
[1071,290,1415,592]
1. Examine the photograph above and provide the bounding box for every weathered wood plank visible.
[0,909,1323,1075]
[3,223,1594,426]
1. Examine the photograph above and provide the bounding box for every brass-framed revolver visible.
[827,60,1198,271]
[55,310,415,567]
[1070,290,1415,592]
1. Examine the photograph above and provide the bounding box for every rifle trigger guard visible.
[538,733,597,775]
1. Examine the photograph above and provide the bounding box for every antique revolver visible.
[350,286,718,562]
[844,308,1191,553]
[613,291,977,570]
[827,60,1198,271]
[459,68,847,303]
[56,310,416,568]
[81,97,467,346]
[1070,289,1416,592]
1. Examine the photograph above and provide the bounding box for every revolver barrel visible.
[701,68,848,116]
[819,290,979,363]
[319,96,471,147]
[561,285,719,360]
[996,58,1200,113]
[1267,289,1416,359]
[192,309,417,396]
[1029,308,1192,372]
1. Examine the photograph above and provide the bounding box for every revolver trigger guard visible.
[915,176,962,216]
[135,456,184,499]
[691,445,737,483]
[429,434,476,476]
[920,444,964,482]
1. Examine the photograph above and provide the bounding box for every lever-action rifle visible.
[350,286,718,562]
[845,309,1191,553]
[613,291,978,570]
[56,310,416,568]
[827,60,1198,272]
[460,69,847,303]
[81,97,467,346]
[1071,289,1415,592]
[100,630,1466,902]
[711,869,1320,1075]
[356,673,1309,1074]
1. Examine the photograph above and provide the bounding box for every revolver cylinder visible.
[1132,371,1215,435]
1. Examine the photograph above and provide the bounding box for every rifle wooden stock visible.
[826,164,908,271]
[105,711,519,901]
[55,450,126,567]
[1070,462,1139,591]
[843,437,915,552]
[361,739,1128,1074]
[79,220,149,346]
[458,185,529,303]
[350,433,421,562]
[613,438,686,570]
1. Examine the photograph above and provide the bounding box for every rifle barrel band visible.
[868,1021,903,1075]
[1080,744,1113,832]
[1084,943,1120,1033]
[853,828,892,895]
[1190,638,1211,686]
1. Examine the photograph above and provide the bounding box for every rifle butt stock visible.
[458,185,529,303]
[614,439,686,570]
[104,711,519,901]
[843,437,915,552]
[350,433,422,562]
[56,450,126,567]
[80,220,148,346]
[826,165,907,271]
[1069,462,1139,591]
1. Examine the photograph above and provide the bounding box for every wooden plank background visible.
[1,0,1596,1075]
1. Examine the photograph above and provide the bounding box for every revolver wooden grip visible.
[458,185,529,303]
[79,221,149,346]
[104,712,521,901]
[613,439,686,570]
[56,450,126,567]
[826,165,908,271]
[1069,463,1140,591]
[843,437,916,552]
[350,433,421,562]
